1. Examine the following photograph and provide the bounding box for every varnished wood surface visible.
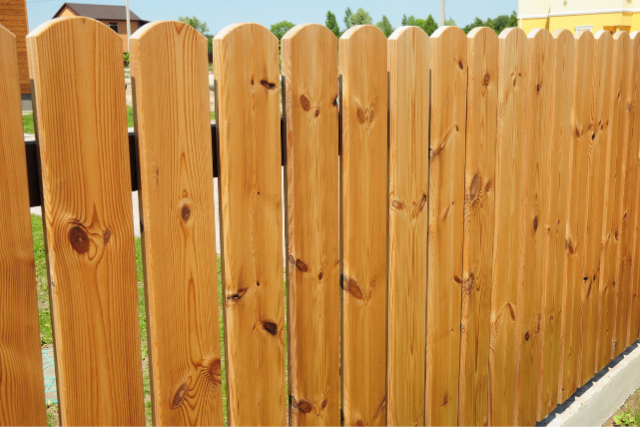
[27,17,145,426]
[489,27,528,427]
[536,29,573,422]
[386,25,429,427]
[458,26,497,427]
[339,25,388,427]
[0,23,46,427]
[629,32,640,344]
[281,23,340,427]
[213,23,286,426]
[425,25,467,427]
[130,21,223,426]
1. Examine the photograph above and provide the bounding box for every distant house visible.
[53,3,147,52]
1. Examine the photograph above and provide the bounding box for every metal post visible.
[125,0,131,52]
[440,0,445,27]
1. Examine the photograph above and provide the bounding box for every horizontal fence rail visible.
[1,17,640,427]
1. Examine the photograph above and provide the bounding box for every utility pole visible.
[440,0,445,26]
[125,0,131,52]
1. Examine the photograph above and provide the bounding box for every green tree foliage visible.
[270,20,295,40]
[178,16,209,34]
[344,7,373,29]
[400,14,439,35]
[445,17,456,26]
[326,10,341,37]
[344,7,353,29]
[376,15,395,37]
[462,11,518,34]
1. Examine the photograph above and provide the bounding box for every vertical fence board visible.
[339,24,388,427]
[458,26,497,427]
[514,29,554,427]
[597,31,628,370]
[0,24,46,427]
[387,25,429,427]
[27,17,145,425]
[629,32,640,344]
[425,26,466,427]
[536,29,574,422]
[559,29,594,403]
[130,21,224,426]
[213,23,286,426]
[281,23,340,427]
[489,27,527,427]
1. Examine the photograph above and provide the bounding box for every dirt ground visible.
[604,387,640,426]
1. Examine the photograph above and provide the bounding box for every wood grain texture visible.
[130,21,223,426]
[458,26,497,427]
[0,0,29,93]
[628,32,640,344]
[27,17,145,426]
[339,25,388,427]
[281,23,340,427]
[489,27,528,427]
[536,29,574,422]
[576,30,606,389]
[213,23,286,426]
[597,30,628,370]
[386,25,429,427]
[514,29,554,427]
[425,25,466,427]
[0,23,46,427]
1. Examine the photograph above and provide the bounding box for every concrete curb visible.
[539,339,640,426]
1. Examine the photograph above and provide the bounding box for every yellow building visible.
[519,0,640,34]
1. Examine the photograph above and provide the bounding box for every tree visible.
[326,10,341,37]
[423,14,439,35]
[461,11,518,34]
[445,17,456,26]
[376,15,395,37]
[270,21,295,40]
[508,11,518,28]
[344,7,353,29]
[399,13,438,35]
[344,7,372,29]
[178,16,209,35]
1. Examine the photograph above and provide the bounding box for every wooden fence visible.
[0,16,639,426]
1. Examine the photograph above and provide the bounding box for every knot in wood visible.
[300,95,311,111]
[298,400,313,413]
[69,226,90,254]
[262,321,278,335]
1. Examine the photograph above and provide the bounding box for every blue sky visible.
[26,0,519,34]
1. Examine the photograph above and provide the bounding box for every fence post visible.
[27,17,145,425]
[0,24,46,427]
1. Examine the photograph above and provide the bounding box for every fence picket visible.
[489,27,528,427]
[458,26,497,427]
[629,32,640,343]
[281,23,340,426]
[27,17,145,425]
[386,25,429,427]
[339,24,388,427]
[129,21,224,426]
[425,26,467,426]
[597,31,629,369]
[213,23,286,426]
[0,24,46,427]
[536,29,574,422]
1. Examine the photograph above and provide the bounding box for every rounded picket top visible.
[498,26,526,41]
[595,29,614,43]
[130,19,207,45]
[467,25,497,40]
[214,22,277,45]
[613,28,631,43]
[340,23,386,42]
[528,27,553,42]
[430,24,466,40]
[282,22,336,42]
[388,25,428,41]
[28,16,122,50]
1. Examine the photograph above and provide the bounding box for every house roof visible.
[53,3,144,21]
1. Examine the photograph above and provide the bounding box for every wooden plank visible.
[213,23,286,426]
[425,25,466,427]
[457,26,497,427]
[623,33,640,348]
[0,24,46,427]
[339,24,388,427]
[281,23,340,427]
[488,27,528,427]
[536,29,574,422]
[386,25,429,427]
[597,31,629,370]
[129,21,223,426]
[27,17,144,426]
[575,30,604,389]
[629,32,640,344]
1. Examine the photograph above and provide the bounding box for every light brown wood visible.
[629,32,640,344]
[281,23,340,427]
[386,25,429,427]
[536,29,574,422]
[597,30,628,370]
[0,24,46,427]
[27,17,145,426]
[489,27,528,427]
[458,26,497,427]
[0,0,29,94]
[425,25,466,427]
[339,25,388,427]
[130,21,223,426]
[213,23,286,426]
